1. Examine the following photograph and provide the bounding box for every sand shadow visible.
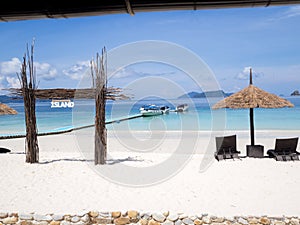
[40,157,144,165]
[5,153,145,165]
[8,151,25,155]
[106,156,145,165]
[0,147,12,153]
[40,158,94,164]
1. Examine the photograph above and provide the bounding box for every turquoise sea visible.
[1,96,300,136]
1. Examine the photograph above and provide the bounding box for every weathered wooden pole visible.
[20,42,39,163]
[91,47,107,165]
[249,68,255,146]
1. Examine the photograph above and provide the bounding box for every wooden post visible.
[91,48,107,165]
[250,108,255,146]
[20,43,39,163]
[249,68,255,146]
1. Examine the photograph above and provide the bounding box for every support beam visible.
[1,1,300,22]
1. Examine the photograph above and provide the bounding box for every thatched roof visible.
[212,84,294,109]
[0,103,17,115]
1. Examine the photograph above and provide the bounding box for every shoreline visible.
[0,129,300,216]
[2,128,300,138]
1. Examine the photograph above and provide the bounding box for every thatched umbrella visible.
[212,68,294,146]
[0,103,17,115]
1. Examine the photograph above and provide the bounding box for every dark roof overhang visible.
[1,0,300,22]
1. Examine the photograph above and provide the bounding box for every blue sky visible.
[0,5,300,98]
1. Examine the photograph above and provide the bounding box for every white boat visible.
[140,104,170,116]
[175,103,189,112]
[140,104,163,116]
[159,105,170,114]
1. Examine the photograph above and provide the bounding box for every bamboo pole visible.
[91,48,107,165]
[20,42,39,163]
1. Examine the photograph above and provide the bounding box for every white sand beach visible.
[0,129,300,217]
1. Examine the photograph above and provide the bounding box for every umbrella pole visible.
[250,108,255,146]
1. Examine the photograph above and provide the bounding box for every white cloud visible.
[0,57,57,80]
[283,5,300,19]
[0,58,21,75]
[269,5,300,21]
[0,76,6,89]
[35,62,57,80]
[229,64,300,96]
[6,77,20,88]
[110,66,176,79]
[0,58,20,91]
[63,61,90,80]
[235,66,263,81]
[0,58,58,90]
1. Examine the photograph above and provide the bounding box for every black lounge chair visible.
[215,135,241,161]
[267,137,300,161]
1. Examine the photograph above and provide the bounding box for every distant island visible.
[178,90,233,99]
[0,95,22,103]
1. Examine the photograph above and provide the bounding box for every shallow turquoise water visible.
[1,96,300,136]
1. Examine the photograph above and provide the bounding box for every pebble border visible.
[0,211,299,225]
